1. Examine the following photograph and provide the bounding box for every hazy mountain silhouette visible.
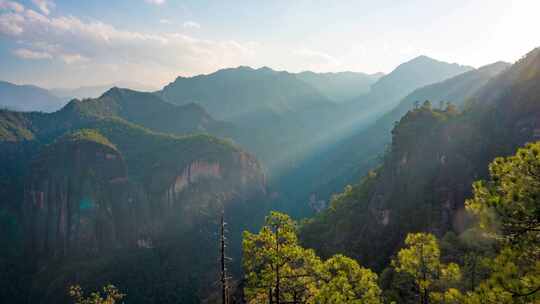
[0,81,66,113]
[295,71,383,103]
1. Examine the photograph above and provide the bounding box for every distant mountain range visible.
[0,81,66,113]
[155,59,471,178]
[340,56,474,123]
[279,61,511,206]
[159,66,333,124]
[295,71,383,103]
[0,80,159,113]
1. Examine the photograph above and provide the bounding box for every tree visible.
[464,142,540,302]
[461,247,540,304]
[243,212,382,304]
[220,212,231,304]
[243,211,321,304]
[439,229,495,293]
[68,285,125,304]
[466,142,540,249]
[392,233,461,304]
[422,100,432,110]
[314,254,381,304]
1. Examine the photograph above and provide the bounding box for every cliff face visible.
[23,135,266,260]
[24,139,129,258]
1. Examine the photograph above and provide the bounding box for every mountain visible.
[273,57,476,216]
[0,99,268,303]
[157,61,470,178]
[0,81,66,112]
[69,87,236,137]
[320,56,473,146]
[159,66,333,124]
[158,66,346,171]
[51,81,158,99]
[279,61,510,205]
[295,71,383,103]
[367,55,474,109]
[300,48,540,271]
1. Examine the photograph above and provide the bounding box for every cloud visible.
[60,53,89,64]
[0,12,24,34]
[31,0,54,15]
[13,48,51,59]
[0,3,257,85]
[159,18,171,24]
[0,0,24,13]
[144,0,165,5]
[183,21,200,29]
[292,48,341,71]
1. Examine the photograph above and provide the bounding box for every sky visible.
[0,0,539,89]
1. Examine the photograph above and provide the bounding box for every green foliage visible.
[243,211,322,303]
[0,110,35,141]
[314,254,381,304]
[59,129,117,150]
[391,233,461,304]
[299,170,380,264]
[466,142,540,248]
[243,211,381,304]
[69,284,125,304]
[463,142,540,302]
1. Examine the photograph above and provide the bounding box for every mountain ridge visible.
[300,48,540,271]
[0,80,66,113]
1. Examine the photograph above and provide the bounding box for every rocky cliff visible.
[22,129,266,261]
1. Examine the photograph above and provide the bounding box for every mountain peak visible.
[410,55,433,62]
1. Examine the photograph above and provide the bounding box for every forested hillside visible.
[0,97,269,303]
[300,48,540,271]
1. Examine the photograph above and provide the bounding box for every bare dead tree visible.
[220,212,231,304]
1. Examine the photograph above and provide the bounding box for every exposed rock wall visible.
[24,140,129,258]
[23,140,267,260]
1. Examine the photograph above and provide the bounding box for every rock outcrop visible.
[24,136,129,258]
[23,132,267,260]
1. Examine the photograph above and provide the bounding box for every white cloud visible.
[31,0,54,15]
[292,48,341,71]
[183,21,200,29]
[60,53,89,64]
[0,5,257,86]
[0,12,24,34]
[159,18,171,24]
[145,0,165,5]
[0,0,24,13]
[13,48,51,59]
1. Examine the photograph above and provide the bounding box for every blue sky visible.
[0,0,539,88]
